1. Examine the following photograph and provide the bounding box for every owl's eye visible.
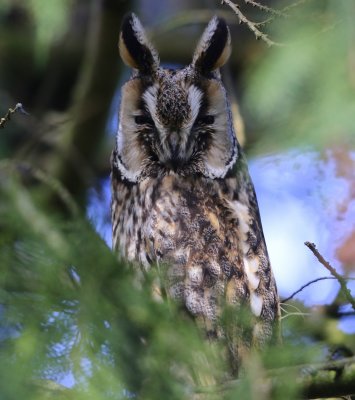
[134,115,154,125]
[196,115,215,125]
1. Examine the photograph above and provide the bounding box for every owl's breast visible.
[136,175,249,320]
[143,175,233,260]
[112,173,278,337]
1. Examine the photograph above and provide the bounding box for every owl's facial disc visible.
[116,70,238,181]
[141,76,205,170]
[115,13,238,182]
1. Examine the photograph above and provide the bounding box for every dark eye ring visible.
[134,115,153,125]
[196,115,215,125]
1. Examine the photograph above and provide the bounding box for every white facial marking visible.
[142,85,159,124]
[186,85,202,128]
[202,83,238,179]
[115,122,141,182]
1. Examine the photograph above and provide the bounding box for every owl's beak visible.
[165,132,184,171]
[168,132,180,159]
[169,132,179,156]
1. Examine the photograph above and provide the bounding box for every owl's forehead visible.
[151,66,195,89]
[152,67,195,126]
[122,67,223,128]
[123,67,202,125]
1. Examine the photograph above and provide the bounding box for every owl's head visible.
[114,13,238,182]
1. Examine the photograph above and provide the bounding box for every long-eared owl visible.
[111,13,279,370]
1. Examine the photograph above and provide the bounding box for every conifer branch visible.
[244,0,287,17]
[221,0,282,46]
[0,103,29,129]
[196,356,355,398]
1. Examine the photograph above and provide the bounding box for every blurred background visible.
[0,0,354,398]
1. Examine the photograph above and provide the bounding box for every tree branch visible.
[282,276,355,303]
[196,356,355,398]
[0,160,79,216]
[282,277,337,303]
[301,356,355,399]
[305,242,355,311]
[221,0,282,46]
[0,103,29,129]
[244,0,287,17]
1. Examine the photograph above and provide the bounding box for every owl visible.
[111,13,280,372]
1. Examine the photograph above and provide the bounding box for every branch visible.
[221,0,282,46]
[281,0,309,13]
[300,356,355,399]
[0,160,79,216]
[282,277,338,303]
[241,0,310,30]
[244,0,287,17]
[0,103,29,129]
[196,356,355,398]
[305,242,355,311]
[28,379,76,400]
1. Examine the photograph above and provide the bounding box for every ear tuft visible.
[119,13,159,74]
[192,16,231,73]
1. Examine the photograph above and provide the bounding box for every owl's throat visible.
[159,132,189,172]
[164,156,185,172]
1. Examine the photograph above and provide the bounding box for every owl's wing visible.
[223,148,280,345]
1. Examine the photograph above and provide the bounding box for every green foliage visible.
[0,171,317,399]
[28,0,73,65]
[0,171,340,399]
[0,0,72,66]
[0,174,224,399]
[244,0,355,153]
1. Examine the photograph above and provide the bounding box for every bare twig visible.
[280,300,312,321]
[281,0,309,13]
[254,17,274,27]
[282,277,337,303]
[0,103,29,129]
[244,0,287,17]
[221,0,282,46]
[280,311,312,320]
[305,242,355,312]
[242,0,310,31]
[280,302,304,314]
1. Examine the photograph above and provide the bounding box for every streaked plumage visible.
[111,13,279,372]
